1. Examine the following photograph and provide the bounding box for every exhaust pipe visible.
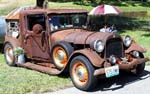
[36,0,48,9]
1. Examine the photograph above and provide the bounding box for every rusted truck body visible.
[4,2,150,91]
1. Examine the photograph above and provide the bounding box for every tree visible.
[141,0,147,2]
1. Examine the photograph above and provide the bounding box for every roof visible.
[6,6,34,20]
[6,6,87,20]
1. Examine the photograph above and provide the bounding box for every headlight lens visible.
[123,35,132,47]
[93,40,104,52]
[109,55,117,64]
[132,51,139,58]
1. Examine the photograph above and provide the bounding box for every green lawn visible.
[0,0,150,15]
[0,54,72,94]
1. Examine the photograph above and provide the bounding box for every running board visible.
[17,62,61,75]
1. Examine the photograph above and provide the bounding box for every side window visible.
[49,16,60,31]
[49,15,73,31]
[27,14,46,31]
[49,14,87,32]
[7,21,20,38]
[72,15,87,27]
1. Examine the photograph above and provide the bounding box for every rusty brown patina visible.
[3,0,150,91]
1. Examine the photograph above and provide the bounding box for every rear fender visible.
[4,36,21,48]
[125,41,147,53]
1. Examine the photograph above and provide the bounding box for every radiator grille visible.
[106,38,124,58]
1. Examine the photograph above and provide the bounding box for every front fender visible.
[125,41,147,53]
[68,49,105,67]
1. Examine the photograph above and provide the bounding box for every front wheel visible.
[70,56,97,91]
[4,43,16,66]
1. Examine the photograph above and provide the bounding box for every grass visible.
[0,54,72,94]
[0,0,150,15]
[48,2,93,11]
[119,6,150,12]
[0,0,35,15]
[47,2,150,12]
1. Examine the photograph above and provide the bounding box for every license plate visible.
[105,65,119,78]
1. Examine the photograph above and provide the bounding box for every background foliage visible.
[48,0,150,6]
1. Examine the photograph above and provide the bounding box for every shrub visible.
[14,47,24,55]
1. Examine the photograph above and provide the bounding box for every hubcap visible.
[53,47,67,68]
[72,61,88,87]
[57,50,65,61]
[6,47,14,64]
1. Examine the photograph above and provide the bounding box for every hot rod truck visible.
[4,0,150,91]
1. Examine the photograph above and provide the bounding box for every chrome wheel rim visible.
[72,61,88,87]
[53,46,67,68]
[6,47,14,64]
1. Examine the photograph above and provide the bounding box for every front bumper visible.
[94,58,150,76]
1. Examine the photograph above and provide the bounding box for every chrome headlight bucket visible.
[90,40,104,53]
[123,35,132,47]
[109,55,117,64]
[132,51,140,58]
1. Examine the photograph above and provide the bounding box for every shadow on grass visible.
[105,1,150,7]
[58,71,70,78]
[88,70,150,92]
[72,1,127,7]
[48,0,72,3]
[141,33,150,37]
[0,44,4,53]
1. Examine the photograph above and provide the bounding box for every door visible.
[23,14,49,60]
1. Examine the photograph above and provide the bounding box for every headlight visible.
[132,51,139,58]
[109,55,117,64]
[123,35,132,47]
[91,40,104,52]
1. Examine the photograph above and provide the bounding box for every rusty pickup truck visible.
[3,0,150,91]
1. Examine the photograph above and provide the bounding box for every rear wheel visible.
[4,43,16,66]
[70,56,97,91]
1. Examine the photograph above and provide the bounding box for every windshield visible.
[49,14,87,31]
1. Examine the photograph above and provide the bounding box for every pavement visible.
[45,66,150,94]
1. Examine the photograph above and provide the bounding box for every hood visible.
[51,29,121,45]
